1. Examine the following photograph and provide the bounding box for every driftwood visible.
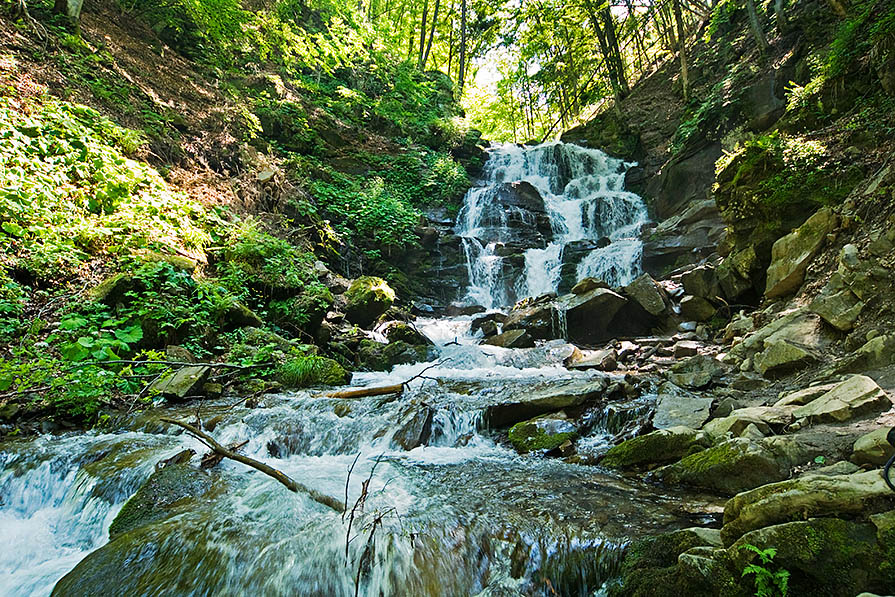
[159,417,342,512]
[323,360,450,400]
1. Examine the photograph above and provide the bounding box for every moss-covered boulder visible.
[507,416,577,454]
[357,339,432,371]
[276,356,351,388]
[764,207,837,299]
[108,464,221,540]
[382,321,432,346]
[651,437,820,496]
[345,276,396,327]
[601,426,711,469]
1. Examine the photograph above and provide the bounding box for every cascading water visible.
[456,142,649,309]
[0,318,724,597]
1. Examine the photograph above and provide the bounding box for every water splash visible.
[456,142,648,308]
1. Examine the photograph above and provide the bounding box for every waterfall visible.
[455,142,648,309]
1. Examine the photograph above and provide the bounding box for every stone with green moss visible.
[601,426,711,469]
[108,464,221,540]
[277,356,351,388]
[344,276,395,327]
[507,417,577,454]
[357,339,432,371]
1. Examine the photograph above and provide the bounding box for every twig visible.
[159,417,341,511]
[343,453,362,521]
[0,385,52,400]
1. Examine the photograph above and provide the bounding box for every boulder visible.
[764,207,837,299]
[571,277,608,294]
[382,321,432,346]
[148,366,211,400]
[773,382,838,408]
[792,375,892,423]
[721,470,895,546]
[507,415,578,453]
[666,354,724,389]
[565,348,617,371]
[672,340,699,358]
[107,464,218,540]
[470,312,507,334]
[486,379,607,427]
[679,295,716,322]
[557,287,628,344]
[838,334,895,373]
[703,407,794,439]
[392,404,435,450]
[357,340,432,371]
[722,313,753,343]
[482,329,535,348]
[652,382,714,429]
[810,283,864,332]
[601,426,712,469]
[652,436,820,496]
[753,339,817,376]
[503,302,560,340]
[344,276,396,327]
[87,273,135,305]
[851,427,895,466]
[681,266,721,300]
[623,274,667,316]
[478,320,498,337]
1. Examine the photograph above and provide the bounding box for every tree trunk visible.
[457,0,467,93]
[746,0,769,53]
[421,0,440,70]
[774,0,789,32]
[673,0,689,101]
[583,0,625,104]
[601,3,629,93]
[418,0,429,68]
[53,0,83,26]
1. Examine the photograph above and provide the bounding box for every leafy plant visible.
[740,544,790,597]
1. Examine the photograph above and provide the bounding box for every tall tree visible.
[745,0,769,53]
[420,0,441,69]
[457,0,467,93]
[672,0,689,101]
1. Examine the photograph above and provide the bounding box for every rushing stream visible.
[0,144,718,597]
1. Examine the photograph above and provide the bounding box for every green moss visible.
[507,421,577,453]
[601,429,708,469]
[276,355,350,388]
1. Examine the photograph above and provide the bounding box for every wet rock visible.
[344,276,396,327]
[503,302,560,340]
[652,436,820,496]
[678,295,716,322]
[623,273,667,316]
[392,404,435,450]
[666,354,724,389]
[764,207,837,299]
[557,287,628,345]
[478,320,498,337]
[357,340,433,371]
[601,426,712,469]
[571,277,608,294]
[652,382,713,429]
[851,428,895,466]
[681,266,721,300]
[721,470,895,546]
[482,329,535,348]
[507,415,578,454]
[470,312,507,335]
[565,348,617,371]
[792,375,892,423]
[148,366,211,400]
[107,464,218,540]
[486,379,607,427]
[382,321,432,346]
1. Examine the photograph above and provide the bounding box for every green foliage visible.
[276,355,348,388]
[705,0,739,42]
[740,544,789,597]
[0,98,209,281]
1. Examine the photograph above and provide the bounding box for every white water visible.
[0,318,717,597]
[456,142,649,309]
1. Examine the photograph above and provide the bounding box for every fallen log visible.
[324,384,404,400]
[160,417,342,512]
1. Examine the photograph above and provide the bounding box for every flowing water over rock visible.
[0,318,723,597]
[456,143,648,309]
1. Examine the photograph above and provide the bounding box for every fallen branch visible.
[160,417,342,512]
[323,359,451,400]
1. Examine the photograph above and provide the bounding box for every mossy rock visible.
[357,339,432,371]
[344,276,395,327]
[87,273,135,306]
[601,426,711,469]
[108,464,222,540]
[276,356,351,388]
[507,418,577,454]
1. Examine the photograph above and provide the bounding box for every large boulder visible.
[852,427,895,467]
[482,329,535,348]
[678,295,716,322]
[764,207,837,299]
[344,276,396,327]
[565,348,617,371]
[792,375,892,423]
[507,415,578,453]
[601,426,712,469]
[681,265,721,300]
[665,355,724,390]
[148,366,211,400]
[557,287,628,345]
[503,301,560,340]
[485,378,608,427]
[391,403,435,450]
[623,273,667,317]
[809,274,864,332]
[652,382,714,429]
[721,471,895,546]
[753,339,817,376]
[652,437,820,496]
[357,340,433,371]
